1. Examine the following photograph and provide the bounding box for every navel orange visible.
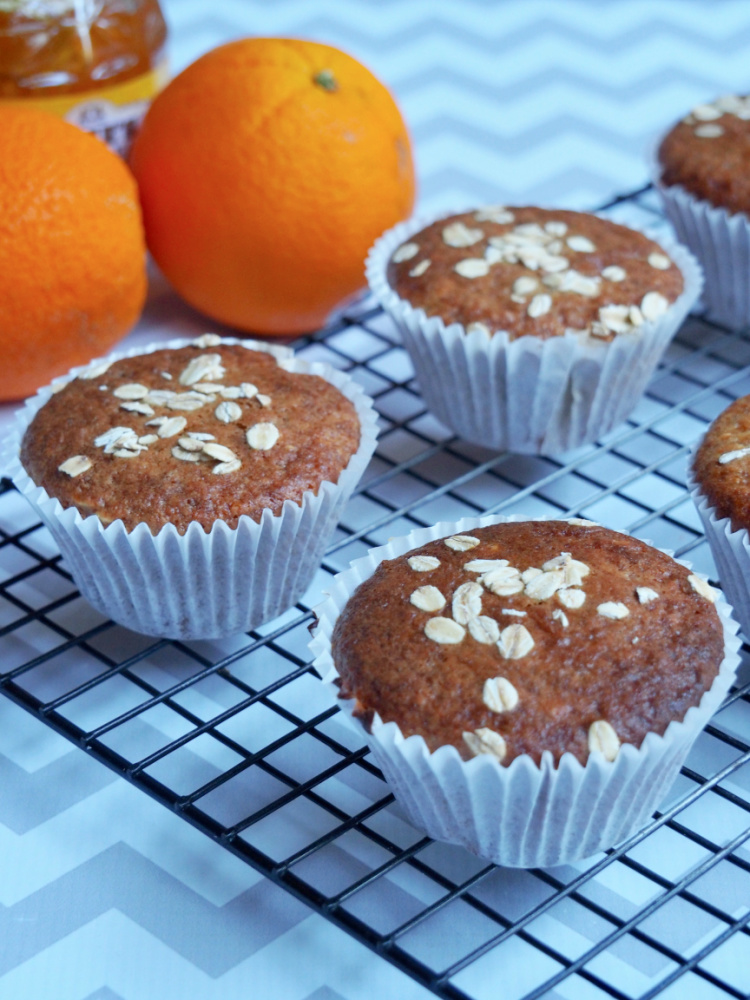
[0,106,147,400]
[129,37,416,335]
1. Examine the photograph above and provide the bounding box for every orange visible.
[129,37,415,335]
[0,106,146,400]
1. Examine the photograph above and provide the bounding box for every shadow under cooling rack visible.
[2,185,750,1000]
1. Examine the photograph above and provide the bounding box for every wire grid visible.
[2,184,750,1000]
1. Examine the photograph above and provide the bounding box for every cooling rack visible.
[2,184,750,1000]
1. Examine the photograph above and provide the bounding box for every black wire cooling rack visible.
[2,184,750,1000]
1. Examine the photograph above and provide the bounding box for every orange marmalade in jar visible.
[0,0,168,155]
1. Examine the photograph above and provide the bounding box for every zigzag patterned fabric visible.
[166,0,750,211]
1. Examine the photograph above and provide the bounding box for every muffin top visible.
[693,394,750,531]
[658,95,750,216]
[331,520,723,766]
[21,336,361,534]
[386,207,684,341]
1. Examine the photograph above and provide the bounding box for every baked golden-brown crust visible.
[693,394,750,531]
[21,339,361,534]
[331,521,723,766]
[386,207,684,341]
[658,96,750,216]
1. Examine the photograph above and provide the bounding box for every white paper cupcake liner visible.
[657,181,750,331]
[688,441,750,642]
[310,514,740,868]
[5,337,379,641]
[366,213,703,455]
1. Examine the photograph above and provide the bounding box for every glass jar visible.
[0,0,168,156]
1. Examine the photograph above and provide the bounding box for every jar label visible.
[0,60,168,156]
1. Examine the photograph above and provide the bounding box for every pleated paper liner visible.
[367,212,702,455]
[310,514,740,868]
[688,442,750,642]
[7,336,379,640]
[658,180,750,331]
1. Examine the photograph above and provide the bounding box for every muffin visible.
[690,393,750,639]
[659,96,750,217]
[8,335,378,639]
[657,95,750,328]
[311,516,739,867]
[367,208,701,455]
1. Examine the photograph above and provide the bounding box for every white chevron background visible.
[163,0,750,213]
[4,2,750,998]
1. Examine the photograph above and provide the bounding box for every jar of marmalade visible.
[0,0,168,156]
